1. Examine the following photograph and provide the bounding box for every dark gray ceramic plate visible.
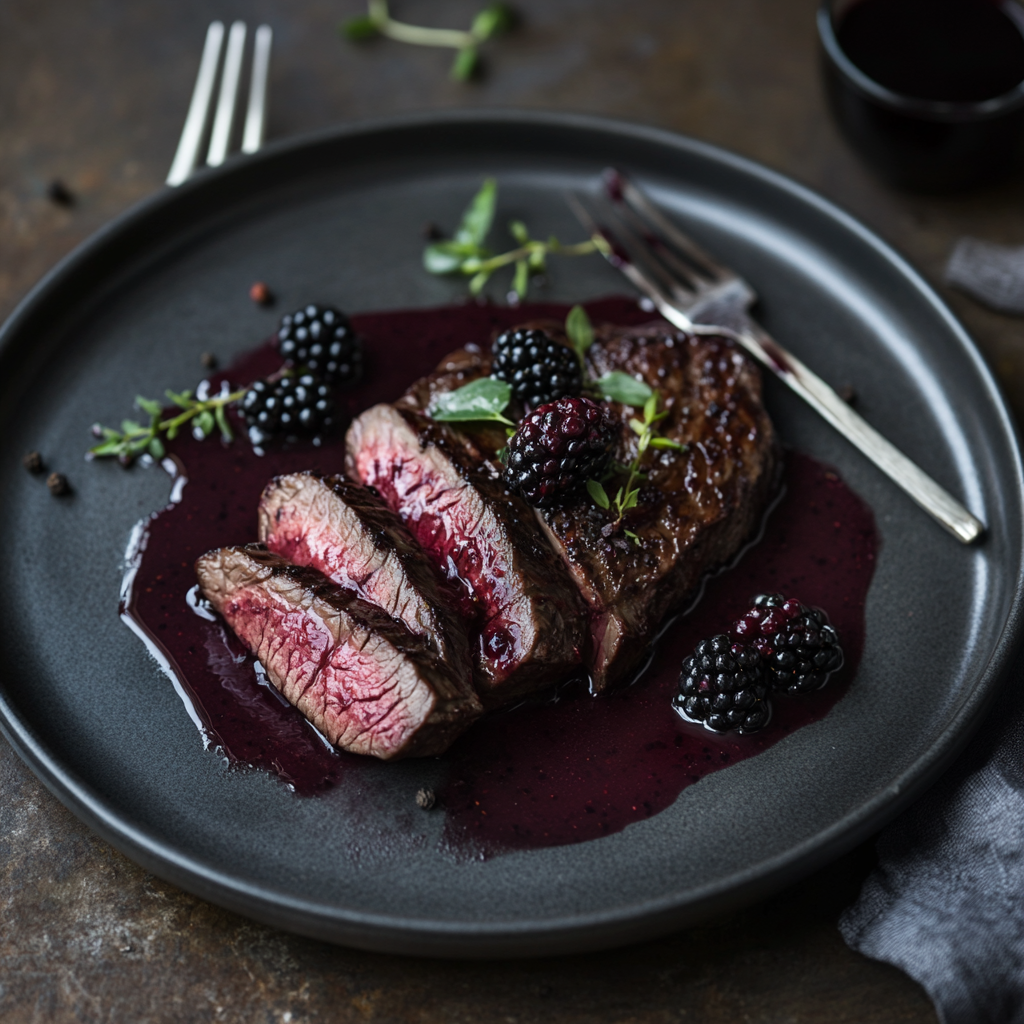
[0,111,1021,958]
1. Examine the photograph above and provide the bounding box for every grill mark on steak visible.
[258,472,472,677]
[392,319,778,693]
[195,544,482,759]
[344,401,587,705]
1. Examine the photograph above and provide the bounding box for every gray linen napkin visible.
[946,238,1024,314]
[840,641,1024,1024]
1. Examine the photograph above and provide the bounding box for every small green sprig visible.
[565,304,658,406]
[424,180,605,300]
[430,376,514,425]
[586,391,686,540]
[343,1,515,81]
[88,383,245,464]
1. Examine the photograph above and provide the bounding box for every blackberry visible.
[241,373,335,447]
[277,305,363,386]
[491,328,583,409]
[503,396,616,508]
[673,635,772,733]
[733,593,843,695]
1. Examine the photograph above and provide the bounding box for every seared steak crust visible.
[394,319,778,692]
[258,472,471,675]
[195,544,482,760]
[345,403,587,705]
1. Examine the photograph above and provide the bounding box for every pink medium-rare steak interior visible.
[195,544,482,759]
[257,471,471,676]
[345,403,587,704]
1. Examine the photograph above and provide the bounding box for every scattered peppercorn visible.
[22,451,44,474]
[249,281,273,306]
[422,221,444,241]
[46,179,74,207]
[415,787,436,810]
[47,472,69,496]
[838,385,856,405]
[200,352,218,369]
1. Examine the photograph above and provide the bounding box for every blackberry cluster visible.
[241,373,335,447]
[503,396,616,508]
[491,328,583,410]
[733,593,843,695]
[277,304,363,386]
[674,636,772,734]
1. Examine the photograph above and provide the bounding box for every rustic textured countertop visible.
[5,0,1022,1019]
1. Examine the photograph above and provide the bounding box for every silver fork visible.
[569,171,985,545]
[166,20,273,187]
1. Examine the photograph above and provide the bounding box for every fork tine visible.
[567,193,696,318]
[242,25,273,154]
[166,21,225,186]
[606,169,735,284]
[207,21,247,167]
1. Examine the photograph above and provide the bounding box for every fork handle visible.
[659,304,985,543]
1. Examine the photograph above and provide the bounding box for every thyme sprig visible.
[87,382,245,464]
[424,180,606,300]
[586,391,686,541]
[343,1,515,81]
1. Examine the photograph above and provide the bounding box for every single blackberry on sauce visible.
[733,593,843,695]
[241,373,335,447]
[277,305,363,385]
[491,328,583,409]
[503,396,616,508]
[673,635,772,733]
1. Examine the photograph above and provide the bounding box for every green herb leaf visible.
[148,437,166,459]
[468,269,491,295]
[472,3,515,39]
[196,410,215,437]
[165,389,193,409]
[455,178,496,246]
[622,488,640,510]
[565,305,593,366]
[643,392,659,422]
[89,439,124,457]
[431,377,513,424]
[587,478,610,509]
[513,260,529,299]
[596,371,654,407]
[121,419,145,436]
[214,403,233,442]
[629,417,646,436]
[135,396,162,418]
[650,436,685,451]
[342,14,380,40]
[624,529,639,544]
[451,45,479,80]
[423,240,481,274]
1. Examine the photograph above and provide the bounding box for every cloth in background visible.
[946,238,1024,315]
[840,642,1024,1024]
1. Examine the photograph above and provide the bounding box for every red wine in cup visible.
[836,0,1024,103]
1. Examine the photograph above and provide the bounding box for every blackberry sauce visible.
[123,298,877,856]
[836,0,1024,103]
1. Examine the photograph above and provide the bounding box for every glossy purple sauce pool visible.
[123,298,877,855]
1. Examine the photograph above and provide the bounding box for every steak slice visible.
[195,544,482,760]
[258,471,471,676]
[345,402,587,706]
[395,319,778,692]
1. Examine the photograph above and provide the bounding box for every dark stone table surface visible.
[5,0,1023,1019]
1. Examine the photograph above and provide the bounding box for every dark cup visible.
[818,0,1024,190]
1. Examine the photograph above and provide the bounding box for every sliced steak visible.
[395,319,778,692]
[195,544,482,760]
[345,402,587,706]
[258,471,471,676]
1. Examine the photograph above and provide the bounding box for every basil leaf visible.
[587,478,610,509]
[565,305,593,364]
[455,178,496,247]
[597,371,654,407]
[431,377,512,423]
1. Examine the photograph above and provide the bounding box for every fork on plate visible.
[166,20,273,186]
[569,171,985,545]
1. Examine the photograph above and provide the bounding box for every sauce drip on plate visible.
[122,299,877,855]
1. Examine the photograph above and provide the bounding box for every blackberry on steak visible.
[277,305,363,386]
[503,396,616,508]
[491,328,583,409]
[673,635,771,733]
[733,593,843,695]
[241,373,335,447]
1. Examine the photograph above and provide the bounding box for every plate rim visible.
[1,108,1022,957]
